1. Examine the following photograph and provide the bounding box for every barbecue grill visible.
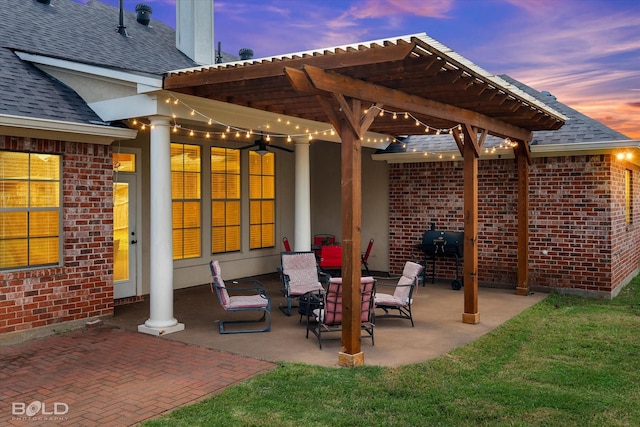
[414,225,464,290]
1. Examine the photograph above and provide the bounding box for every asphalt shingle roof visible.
[0,0,235,125]
[393,75,630,153]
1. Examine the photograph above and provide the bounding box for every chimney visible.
[176,0,214,65]
[136,4,152,26]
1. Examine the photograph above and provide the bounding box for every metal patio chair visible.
[306,276,376,349]
[374,261,423,327]
[209,260,271,334]
[277,251,327,316]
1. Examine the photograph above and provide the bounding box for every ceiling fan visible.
[239,137,294,155]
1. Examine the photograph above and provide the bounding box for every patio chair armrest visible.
[226,280,270,296]
[317,268,331,284]
[372,281,397,289]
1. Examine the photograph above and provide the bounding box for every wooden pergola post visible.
[338,117,364,367]
[461,126,480,324]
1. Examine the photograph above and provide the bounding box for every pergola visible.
[164,33,566,366]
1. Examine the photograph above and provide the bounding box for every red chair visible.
[313,234,336,247]
[313,234,336,258]
[318,245,342,274]
[361,238,374,275]
[282,237,292,252]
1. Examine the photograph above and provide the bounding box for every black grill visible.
[419,230,464,258]
[414,225,464,290]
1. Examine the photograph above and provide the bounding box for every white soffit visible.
[164,92,393,149]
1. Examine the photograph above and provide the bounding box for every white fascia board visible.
[15,51,163,93]
[530,140,640,155]
[166,92,393,149]
[89,93,163,122]
[0,114,137,145]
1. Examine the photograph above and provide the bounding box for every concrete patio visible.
[0,274,546,425]
[107,273,547,367]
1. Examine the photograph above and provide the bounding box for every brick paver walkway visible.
[0,326,275,426]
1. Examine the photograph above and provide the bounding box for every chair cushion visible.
[281,252,323,295]
[375,292,404,307]
[393,276,414,303]
[402,261,423,280]
[391,261,423,303]
[211,260,231,307]
[227,294,269,309]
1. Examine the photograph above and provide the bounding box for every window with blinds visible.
[0,151,61,270]
[249,151,275,249]
[211,147,241,253]
[171,143,201,260]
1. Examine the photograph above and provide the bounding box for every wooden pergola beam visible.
[293,65,534,142]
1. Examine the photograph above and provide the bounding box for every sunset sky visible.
[93,0,639,139]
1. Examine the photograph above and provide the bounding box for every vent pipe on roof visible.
[136,4,152,26]
[116,0,129,37]
[239,48,254,60]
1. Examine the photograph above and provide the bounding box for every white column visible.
[138,116,184,336]
[294,139,311,251]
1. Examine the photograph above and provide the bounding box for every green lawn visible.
[144,279,640,426]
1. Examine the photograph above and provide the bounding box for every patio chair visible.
[209,260,271,334]
[313,233,336,258]
[277,251,327,316]
[306,276,376,349]
[361,238,374,275]
[318,244,342,276]
[374,261,423,327]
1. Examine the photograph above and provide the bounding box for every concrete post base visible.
[462,312,480,324]
[138,323,185,336]
[338,351,365,367]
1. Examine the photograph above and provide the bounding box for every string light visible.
[130,94,514,157]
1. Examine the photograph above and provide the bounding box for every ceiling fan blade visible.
[238,143,257,150]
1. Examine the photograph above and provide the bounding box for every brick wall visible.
[0,136,114,335]
[389,154,640,297]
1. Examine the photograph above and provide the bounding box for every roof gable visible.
[0,46,104,124]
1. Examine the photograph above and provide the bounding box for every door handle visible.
[131,240,137,244]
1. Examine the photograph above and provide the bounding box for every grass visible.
[144,279,640,427]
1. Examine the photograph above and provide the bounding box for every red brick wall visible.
[610,160,640,294]
[389,154,640,297]
[0,136,114,335]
